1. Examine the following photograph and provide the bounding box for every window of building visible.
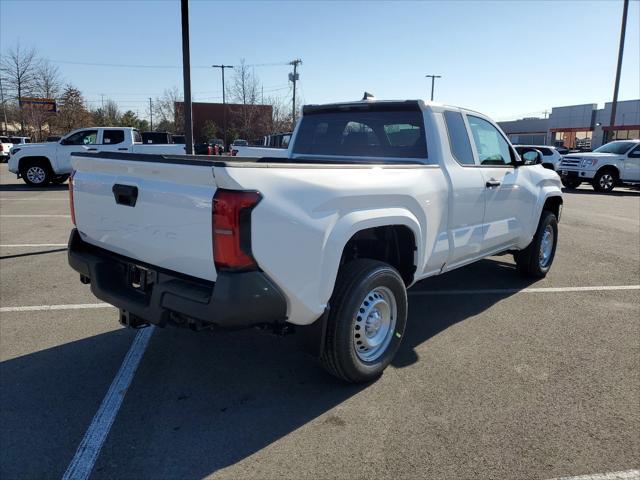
[553,130,592,149]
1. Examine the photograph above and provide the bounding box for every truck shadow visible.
[562,187,639,197]
[0,184,68,192]
[0,257,534,479]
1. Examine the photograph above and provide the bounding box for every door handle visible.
[486,179,501,188]
[117,147,128,151]
[87,148,98,151]
[112,184,138,207]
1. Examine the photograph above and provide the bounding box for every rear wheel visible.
[561,178,581,189]
[21,159,52,187]
[320,259,407,383]
[51,174,69,185]
[592,169,617,192]
[514,210,558,278]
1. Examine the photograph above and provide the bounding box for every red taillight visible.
[212,189,261,270]
[69,170,76,226]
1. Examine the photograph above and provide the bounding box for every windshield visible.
[593,141,637,154]
[293,106,427,161]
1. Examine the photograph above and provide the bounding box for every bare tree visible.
[0,43,38,132]
[154,86,182,132]
[92,99,121,126]
[34,60,62,99]
[228,60,269,139]
[267,95,293,133]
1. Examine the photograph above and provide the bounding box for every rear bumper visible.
[67,229,287,329]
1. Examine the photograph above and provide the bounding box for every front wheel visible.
[21,160,52,187]
[514,210,558,278]
[320,259,408,383]
[592,169,617,192]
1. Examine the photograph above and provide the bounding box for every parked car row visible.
[0,136,31,162]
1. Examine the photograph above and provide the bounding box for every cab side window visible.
[628,145,640,158]
[65,130,98,145]
[103,129,125,145]
[467,115,514,166]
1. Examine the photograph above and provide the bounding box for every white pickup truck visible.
[557,139,640,192]
[67,99,563,383]
[8,127,186,186]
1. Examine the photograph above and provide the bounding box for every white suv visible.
[514,145,563,171]
[0,136,13,162]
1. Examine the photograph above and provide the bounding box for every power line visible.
[49,59,291,70]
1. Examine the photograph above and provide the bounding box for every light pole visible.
[180,0,194,154]
[608,0,629,143]
[212,64,234,150]
[425,74,442,101]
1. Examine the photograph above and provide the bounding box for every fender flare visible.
[15,155,54,173]
[317,208,423,307]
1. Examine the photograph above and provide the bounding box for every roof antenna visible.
[362,91,375,101]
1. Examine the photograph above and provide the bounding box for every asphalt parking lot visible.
[0,163,638,480]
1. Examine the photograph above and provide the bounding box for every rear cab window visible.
[443,110,475,165]
[292,102,427,162]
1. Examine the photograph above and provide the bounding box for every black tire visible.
[51,174,70,185]
[592,168,617,192]
[514,210,558,278]
[20,159,52,187]
[320,259,407,383]
[561,178,581,189]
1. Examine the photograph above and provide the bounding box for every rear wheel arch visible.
[339,224,418,286]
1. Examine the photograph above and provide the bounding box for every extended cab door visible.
[466,114,536,253]
[56,129,99,172]
[622,144,640,181]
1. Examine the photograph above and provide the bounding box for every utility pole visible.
[149,97,153,130]
[425,74,442,102]
[212,64,234,150]
[289,59,302,127]
[181,0,194,154]
[101,94,104,110]
[608,0,629,143]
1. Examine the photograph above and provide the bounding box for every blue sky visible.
[1,0,638,121]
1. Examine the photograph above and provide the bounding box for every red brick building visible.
[175,102,273,142]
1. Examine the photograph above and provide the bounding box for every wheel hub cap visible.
[353,286,397,362]
[539,225,554,268]
[27,166,46,184]
[600,174,613,189]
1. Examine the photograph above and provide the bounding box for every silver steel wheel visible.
[539,225,554,268]
[599,173,614,190]
[26,166,46,184]
[353,286,397,362]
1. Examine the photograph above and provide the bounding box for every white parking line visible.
[548,469,639,480]
[61,326,155,480]
[0,214,70,218]
[1,243,67,248]
[409,285,640,296]
[0,303,111,313]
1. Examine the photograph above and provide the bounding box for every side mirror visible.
[515,148,543,166]
[60,138,69,145]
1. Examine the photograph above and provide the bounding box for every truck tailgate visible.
[71,153,217,282]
